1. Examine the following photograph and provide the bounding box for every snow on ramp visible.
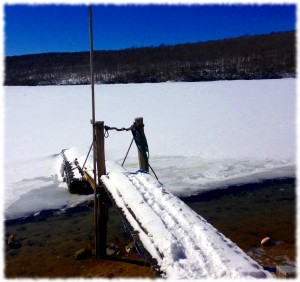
[101,162,272,279]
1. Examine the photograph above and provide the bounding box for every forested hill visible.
[5,31,295,86]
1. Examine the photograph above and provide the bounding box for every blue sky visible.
[4,4,296,56]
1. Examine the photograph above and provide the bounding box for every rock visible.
[7,235,15,247]
[125,242,135,254]
[7,235,22,249]
[106,243,119,256]
[27,240,34,246]
[261,237,271,246]
[74,248,91,260]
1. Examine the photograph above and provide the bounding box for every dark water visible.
[183,178,296,270]
[5,178,296,277]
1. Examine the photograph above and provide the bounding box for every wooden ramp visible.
[100,161,272,279]
[60,148,272,279]
[59,114,272,279]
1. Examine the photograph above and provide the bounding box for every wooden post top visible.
[94,121,104,126]
[135,117,144,125]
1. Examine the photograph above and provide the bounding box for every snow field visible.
[4,78,295,219]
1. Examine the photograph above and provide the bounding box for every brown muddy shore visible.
[4,178,296,278]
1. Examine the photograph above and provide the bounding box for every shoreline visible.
[185,177,296,273]
[5,177,295,224]
[5,200,157,278]
[4,177,296,278]
[181,177,295,202]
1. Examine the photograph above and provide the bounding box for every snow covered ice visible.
[3,78,295,278]
[4,78,295,219]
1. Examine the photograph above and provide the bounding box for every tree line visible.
[5,31,295,86]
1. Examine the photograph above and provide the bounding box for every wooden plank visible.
[84,171,95,190]
[276,264,296,278]
[74,159,84,176]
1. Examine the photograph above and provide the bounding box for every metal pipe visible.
[89,4,96,125]
[89,5,97,189]
[88,4,99,258]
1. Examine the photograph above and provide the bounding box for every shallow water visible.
[4,178,296,278]
[4,202,155,278]
[184,178,296,271]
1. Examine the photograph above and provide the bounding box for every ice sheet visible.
[3,78,296,219]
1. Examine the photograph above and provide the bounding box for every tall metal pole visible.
[89,5,96,126]
[89,5,97,189]
[89,4,99,256]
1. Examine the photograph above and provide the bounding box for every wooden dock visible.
[60,117,273,279]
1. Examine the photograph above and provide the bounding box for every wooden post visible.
[94,121,106,183]
[94,121,108,259]
[135,117,149,171]
[96,186,108,258]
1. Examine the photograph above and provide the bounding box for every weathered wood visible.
[276,264,296,278]
[135,117,149,171]
[61,150,89,194]
[94,121,106,182]
[93,121,108,259]
[84,171,95,190]
[74,158,85,177]
[97,185,109,258]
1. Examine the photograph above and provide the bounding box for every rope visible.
[121,138,134,167]
[104,125,132,138]
[121,218,147,259]
[82,141,93,169]
[132,235,147,259]
[104,122,160,181]
[148,163,160,182]
[122,218,131,234]
[131,122,149,159]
